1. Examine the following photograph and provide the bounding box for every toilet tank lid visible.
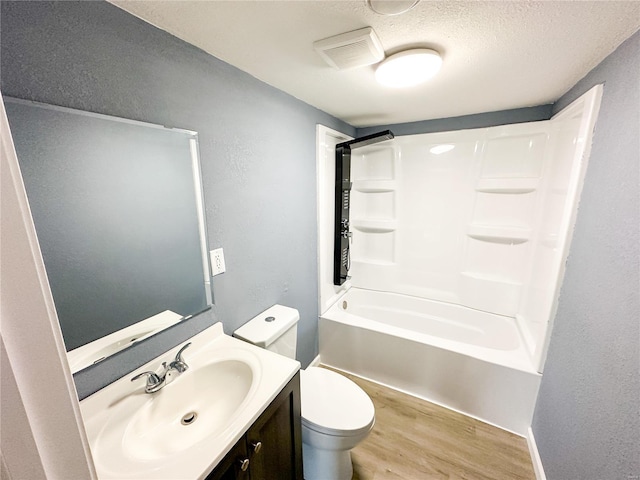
[233,304,300,348]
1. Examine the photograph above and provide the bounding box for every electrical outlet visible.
[210,248,226,276]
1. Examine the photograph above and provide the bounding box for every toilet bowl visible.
[233,305,375,480]
[300,366,374,480]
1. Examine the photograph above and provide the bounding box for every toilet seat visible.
[300,367,375,437]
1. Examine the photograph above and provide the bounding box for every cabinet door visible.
[205,437,250,480]
[247,373,303,480]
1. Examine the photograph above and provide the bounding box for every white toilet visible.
[234,304,375,480]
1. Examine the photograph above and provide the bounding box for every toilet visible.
[233,304,375,480]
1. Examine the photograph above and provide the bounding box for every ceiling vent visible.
[313,27,384,70]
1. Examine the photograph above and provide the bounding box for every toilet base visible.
[302,441,353,480]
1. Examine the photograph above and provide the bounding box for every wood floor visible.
[325,368,536,480]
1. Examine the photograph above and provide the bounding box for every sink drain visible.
[181,412,198,426]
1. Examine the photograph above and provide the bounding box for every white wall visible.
[0,98,96,479]
[316,125,352,315]
[518,87,602,370]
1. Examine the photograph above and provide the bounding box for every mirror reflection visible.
[5,97,212,373]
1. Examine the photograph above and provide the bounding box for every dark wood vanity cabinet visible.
[206,372,303,480]
[207,437,250,480]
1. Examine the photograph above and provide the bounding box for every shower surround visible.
[317,86,602,434]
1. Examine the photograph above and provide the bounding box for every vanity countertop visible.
[79,322,300,480]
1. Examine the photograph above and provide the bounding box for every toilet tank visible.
[233,304,299,359]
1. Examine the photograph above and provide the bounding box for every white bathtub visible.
[319,288,541,435]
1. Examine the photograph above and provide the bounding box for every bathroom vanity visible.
[79,323,302,480]
[206,373,302,480]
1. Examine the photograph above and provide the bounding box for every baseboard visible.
[526,427,547,480]
[307,355,322,368]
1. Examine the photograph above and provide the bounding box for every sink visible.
[122,359,254,461]
[80,323,300,480]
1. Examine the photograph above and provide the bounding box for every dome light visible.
[366,0,421,16]
[375,49,442,88]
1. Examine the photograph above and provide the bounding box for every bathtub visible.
[319,288,541,435]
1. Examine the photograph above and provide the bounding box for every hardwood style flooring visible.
[324,368,536,480]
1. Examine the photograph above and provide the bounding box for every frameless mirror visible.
[4,97,212,373]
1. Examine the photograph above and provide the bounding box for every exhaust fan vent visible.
[314,27,384,70]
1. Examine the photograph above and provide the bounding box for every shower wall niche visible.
[345,86,601,371]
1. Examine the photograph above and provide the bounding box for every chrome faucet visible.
[131,342,191,393]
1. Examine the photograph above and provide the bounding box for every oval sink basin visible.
[97,359,255,463]
[124,360,253,460]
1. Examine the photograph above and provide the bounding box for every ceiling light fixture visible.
[375,49,442,88]
[366,0,421,16]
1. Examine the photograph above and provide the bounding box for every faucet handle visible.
[169,342,191,373]
[131,371,163,393]
[174,342,191,363]
[131,371,161,383]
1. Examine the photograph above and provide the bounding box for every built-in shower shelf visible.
[475,177,539,194]
[467,224,531,244]
[352,219,397,233]
[353,180,396,193]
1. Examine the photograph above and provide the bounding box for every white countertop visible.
[80,322,300,479]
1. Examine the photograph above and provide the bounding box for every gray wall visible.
[356,104,552,137]
[532,31,639,479]
[0,0,355,398]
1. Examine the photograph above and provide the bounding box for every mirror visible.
[5,97,212,373]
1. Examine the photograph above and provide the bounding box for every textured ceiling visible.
[109,1,640,127]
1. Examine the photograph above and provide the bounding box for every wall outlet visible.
[210,248,226,276]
